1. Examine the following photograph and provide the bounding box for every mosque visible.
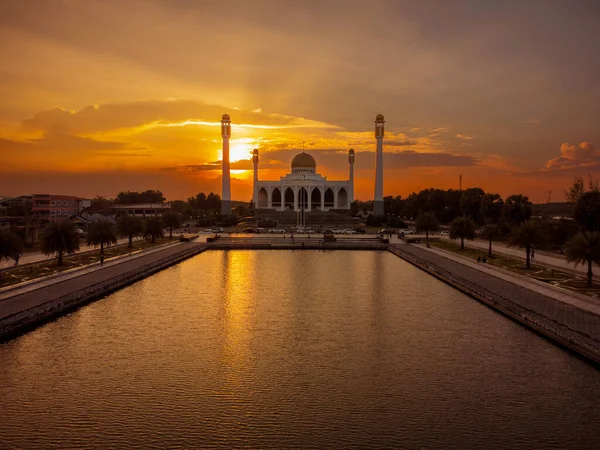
[219,113,386,217]
[251,150,354,212]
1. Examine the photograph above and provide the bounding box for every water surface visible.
[1,250,599,449]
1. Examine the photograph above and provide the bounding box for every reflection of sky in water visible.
[1,250,599,448]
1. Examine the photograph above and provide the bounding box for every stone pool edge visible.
[0,244,208,342]
[388,245,600,366]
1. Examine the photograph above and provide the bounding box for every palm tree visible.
[116,214,144,248]
[480,193,504,224]
[144,216,165,243]
[480,223,502,258]
[416,212,439,247]
[0,228,24,263]
[509,220,545,269]
[450,216,477,250]
[87,220,118,260]
[565,231,600,287]
[40,222,80,266]
[162,212,182,239]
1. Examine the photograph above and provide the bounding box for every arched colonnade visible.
[257,185,349,211]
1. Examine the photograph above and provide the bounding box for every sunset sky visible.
[1,0,599,203]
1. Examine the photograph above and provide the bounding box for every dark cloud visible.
[542,142,600,171]
[0,169,246,201]
[161,157,284,173]
[0,135,128,152]
[247,148,479,171]
[161,163,220,172]
[382,151,479,169]
[386,140,416,147]
[91,150,153,158]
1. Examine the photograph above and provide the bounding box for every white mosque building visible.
[252,150,355,212]
[219,113,385,215]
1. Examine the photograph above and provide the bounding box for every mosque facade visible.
[252,151,354,212]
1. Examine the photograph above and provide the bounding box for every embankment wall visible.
[0,243,207,341]
[389,245,600,365]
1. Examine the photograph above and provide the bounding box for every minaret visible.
[348,148,355,203]
[374,114,385,216]
[252,148,259,208]
[220,113,231,215]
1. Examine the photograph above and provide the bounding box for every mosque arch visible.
[272,187,282,208]
[311,187,321,210]
[324,188,334,208]
[337,188,348,209]
[298,187,308,210]
[257,188,268,208]
[284,187,295,210]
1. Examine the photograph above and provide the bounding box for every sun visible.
[228,139,256,163]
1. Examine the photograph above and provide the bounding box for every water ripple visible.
[1,250,599,449]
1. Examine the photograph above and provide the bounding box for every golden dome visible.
[221,113,230,121]
[291,152,316,169]
[375,114,384,121]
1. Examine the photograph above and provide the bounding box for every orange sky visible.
[1,0,600,203]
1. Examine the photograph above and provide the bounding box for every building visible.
[111,203,171,217]
[0,195,39,245]
[253,151,353,212]
[31,194,91,223]
[221,114,232,215]
[373,113,385,216]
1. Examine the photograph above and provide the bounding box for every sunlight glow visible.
[228,139,256,163]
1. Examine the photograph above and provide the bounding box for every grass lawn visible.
[0,237,174,289]
[429,239,600,299]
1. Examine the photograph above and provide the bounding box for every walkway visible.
[0,237,142,269]
[443,237,587,275]
[0,232,210,270]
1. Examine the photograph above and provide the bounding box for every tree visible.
[544,217,578,251]
[383,195,405,217]
[461,187,485,224]
[443,189,463,223]
[449,216,477,250]
[87,220,118,260]
[0,228,24,263]
[40,222,80,266]
[509,221,546,269]
[415,212,439,246]
[144,217,165,243]
[206,192,221,212]
[565,175,599,203]
[162,212,182,239]
[366,214,385,226]
[503,194,532,227]
[116,214,144,248]
[480,193,504,225]
[89,195,114,212]
[169,200,187,214]
[189,192,208,211]
[565,232,600,287]
[480,223,502,257]
[115,190,165,204]
[573,191,600,233]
